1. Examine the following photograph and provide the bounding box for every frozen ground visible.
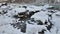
[0,3,60,34]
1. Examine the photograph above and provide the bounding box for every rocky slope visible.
[0,3,60,34]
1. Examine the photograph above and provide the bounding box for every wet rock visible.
[22,6,27,9]
[38,29,46,34]
[37,20,43,25]
[21,24,26,33]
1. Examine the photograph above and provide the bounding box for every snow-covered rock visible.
[0,3,60,34]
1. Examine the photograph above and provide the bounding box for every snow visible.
[0,3,60,34]
[0,15,15,25]
[31,11,48,23]
[0,24,23,34]
[52,12,60,28]
[26,24,47,34]
[26,6,43,11]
